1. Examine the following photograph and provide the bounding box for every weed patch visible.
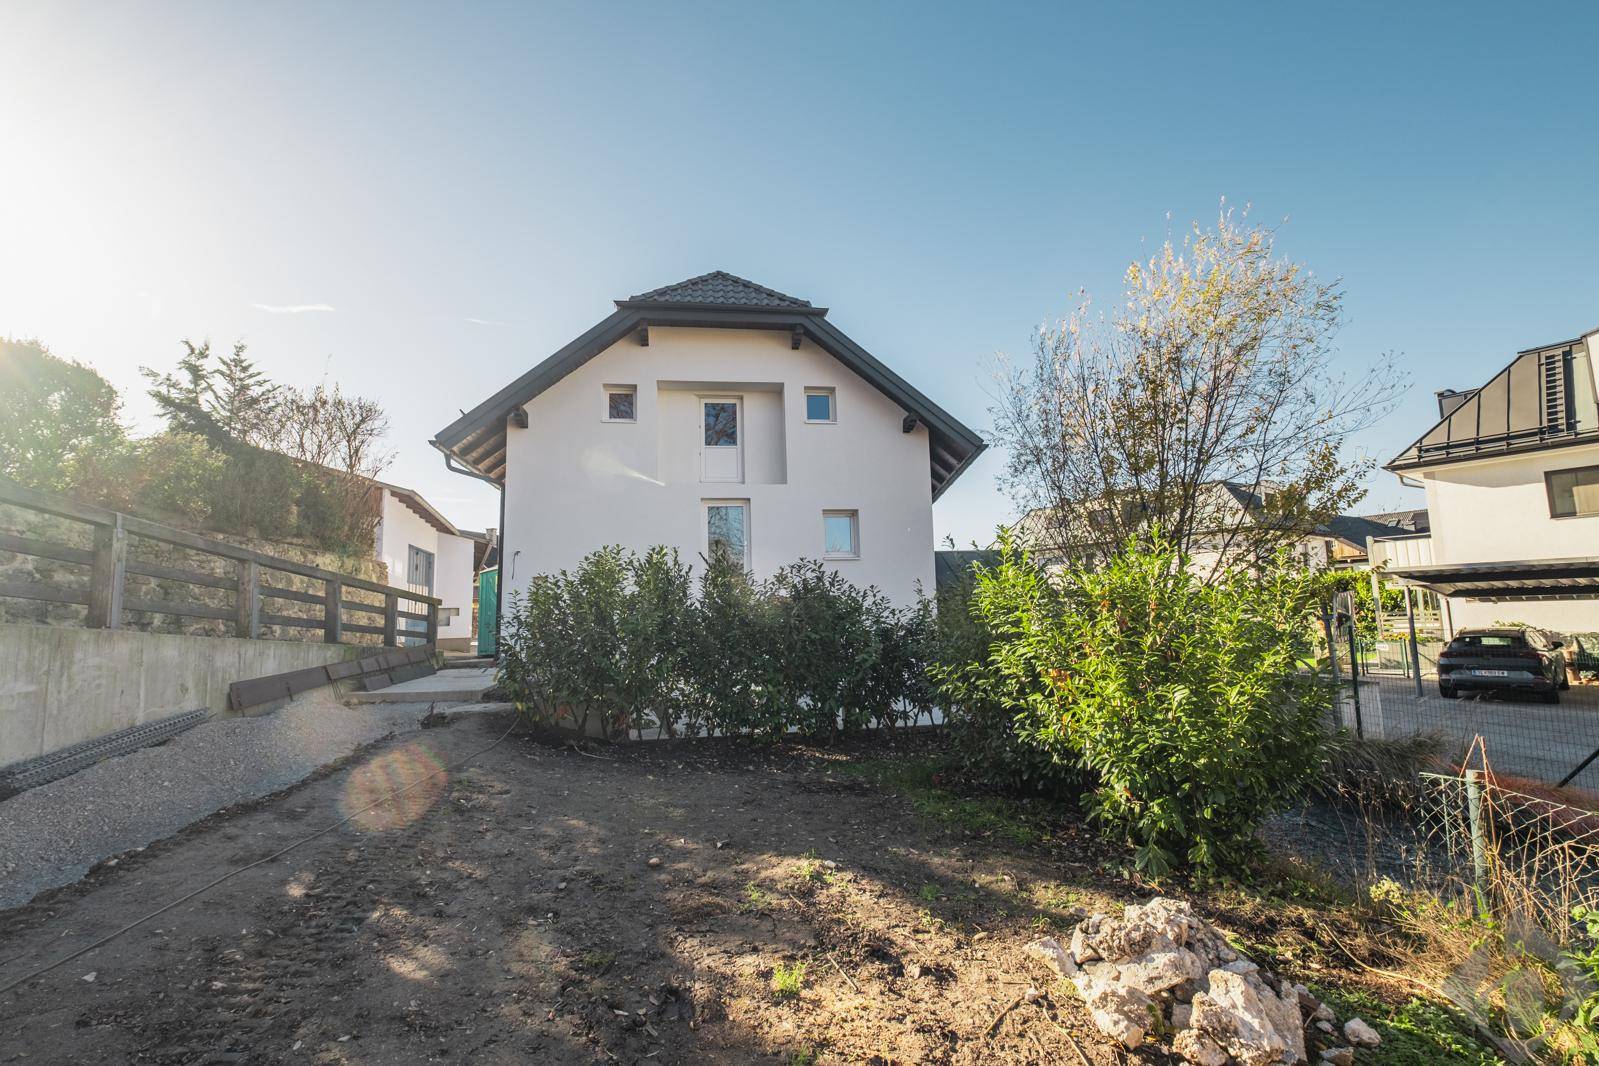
[772,961,807,999]
[844,756,1049,846]
[1311,984,1499,1065]
[742,881,772,912]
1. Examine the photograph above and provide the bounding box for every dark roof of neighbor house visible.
[1318,513,1418,550]
[431,272,986,500]
[1387,330,1599,471]
[1359,508,1430,534]
[934,549,1001,590]
[619,271,820,311]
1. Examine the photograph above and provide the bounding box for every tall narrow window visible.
[805,387,835,423]
[705,501,750,568]
[823,510,859,559]
[406,545,435,593]
[604,384,636,422]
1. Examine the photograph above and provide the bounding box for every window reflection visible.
[707,504,747,565]
[704,402,738,446]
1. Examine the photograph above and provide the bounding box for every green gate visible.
[476,566,499,656]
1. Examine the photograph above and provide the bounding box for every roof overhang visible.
[431,304,986,500]
[382,484,461,538]
[1386,429,1599,474]
[1385,557,1599,601]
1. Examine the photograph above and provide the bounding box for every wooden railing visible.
[0,477,439,647]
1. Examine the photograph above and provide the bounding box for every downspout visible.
[433,441,505,659]
[494,480,506,660]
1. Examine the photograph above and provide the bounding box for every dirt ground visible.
[0,712,1443,1065]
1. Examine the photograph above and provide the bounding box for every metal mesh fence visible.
[1334,676,1599,791]
[1415,769,1599,931]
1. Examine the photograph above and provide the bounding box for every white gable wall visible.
[375,489,474,639]
[500,326,936,606]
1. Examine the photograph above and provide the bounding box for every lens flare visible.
[339,743,449,831]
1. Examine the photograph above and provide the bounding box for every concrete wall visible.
[0,624,360,767]
[374,490,474,639]
[1420,439,1599,633]
[500,326,936,607]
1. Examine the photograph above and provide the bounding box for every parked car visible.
[1437,627,1569,703]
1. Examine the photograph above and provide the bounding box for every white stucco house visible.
[1379,322,1599,634]
[430,271,985,624]
[370,481,485,650]
[1013,481,1413,576]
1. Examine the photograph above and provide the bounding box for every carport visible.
[1381,557,1599,785]
[1383,556,1599,605]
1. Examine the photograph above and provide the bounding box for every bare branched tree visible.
[270,381,393,479]
[994,207,1403,576]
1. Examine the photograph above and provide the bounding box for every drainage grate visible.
[0,709,209,799]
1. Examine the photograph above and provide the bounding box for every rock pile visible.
[1025,897,1379,1065]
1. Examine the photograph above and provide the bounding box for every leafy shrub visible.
[929,542,1079,795]
[768,560,887,740]
[679,548,784,737]
[499,547,639,739]
[955,534,1332,874]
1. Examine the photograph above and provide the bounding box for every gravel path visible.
[0,692,484,910]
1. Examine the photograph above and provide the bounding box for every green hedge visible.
[497,547,936,741]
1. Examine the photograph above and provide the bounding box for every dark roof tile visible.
[623,270,813,310]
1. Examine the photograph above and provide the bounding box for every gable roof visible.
[431,272,986,500]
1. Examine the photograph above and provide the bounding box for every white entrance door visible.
[700,397,742,482]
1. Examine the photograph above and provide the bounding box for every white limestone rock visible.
[1189,967,1307,1066]
[1083,979,1155,1049]
[1024,936,1077,979]
[1343,1017,1381,1047]
[1173,1027,1231,1066]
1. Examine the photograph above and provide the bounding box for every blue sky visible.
[3,1,1596,544]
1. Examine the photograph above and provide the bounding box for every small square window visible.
[823,510,858,559]
[605,385,636,422]
[805,388,835,423]
[1548,465,1599,518]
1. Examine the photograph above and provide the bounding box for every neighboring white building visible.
[1014,481,1407,576]
[371,481,483,650]
[430,271,985,616]
[1381,323,1599,634]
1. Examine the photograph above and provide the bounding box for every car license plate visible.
[1471,669,1509,677]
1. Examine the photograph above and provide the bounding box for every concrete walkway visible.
[0,691,501,910]
[345,666,497,704]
